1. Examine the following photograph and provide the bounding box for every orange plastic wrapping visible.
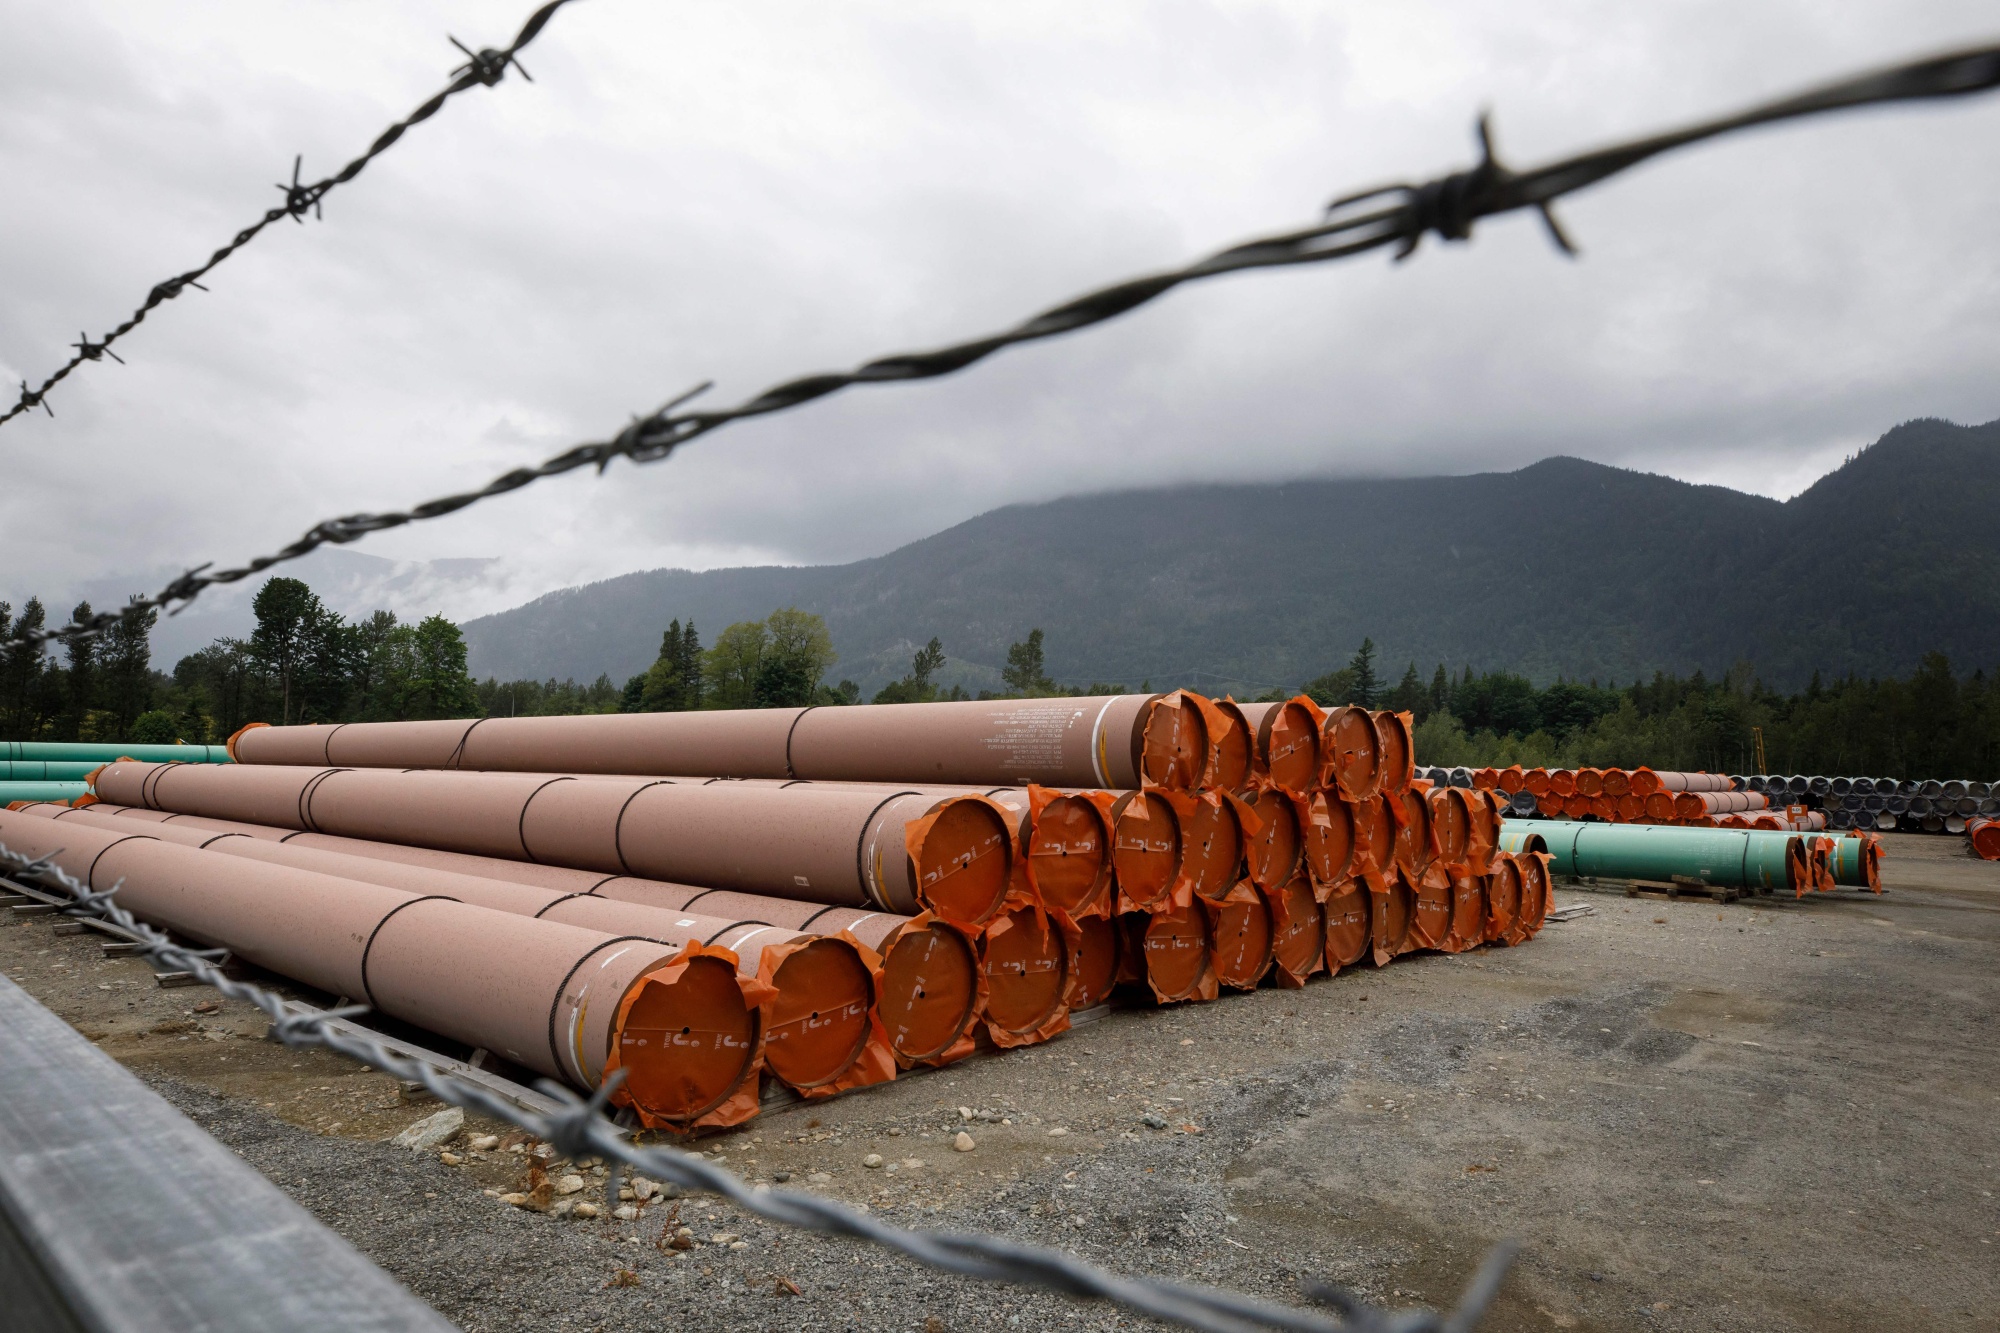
[1235,786,1303,890]
[1069,911,1124,1009]
[1371,710,1415,796]
[1483,854,1523,945]
[604,940,777,1133]
[877,911,986,1070]
[1023,784,1114,919]
[1109,790,1184,913]
[1319,705,1381,803]
[758,931,897,1100]
[1302,792,1357,892]
[1161,789,1244,903]
[1268,875,1325,988]
[1133,905,1217,1004]
[1203,879,1274,991]
[902,795,1015,928]
[1321,876,1370,975]
[979,904,1078,1048]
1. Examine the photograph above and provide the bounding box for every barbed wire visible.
[8,38,1999,650]
[0,0,576,431]
[0,838,1511,1333]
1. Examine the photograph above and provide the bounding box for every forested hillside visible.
[462,417,2000,694]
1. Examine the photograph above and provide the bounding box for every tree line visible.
[13,576,1989,780]
[0,577,480,744]
[1301,638,2000,781]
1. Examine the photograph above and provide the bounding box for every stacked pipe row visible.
[1730,773,2000,836]
[1433,766,1821,831]
[0,741,233,809]
[0,694,1553,1132]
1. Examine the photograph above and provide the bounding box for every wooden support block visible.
[101,941,144,957]
[11,902,58,917]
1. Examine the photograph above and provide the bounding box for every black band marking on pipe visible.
[357,895,458,1010]
[83,834,156,890]
[545,934,655,1088]
[532,892,591,919]
[853,790,923,913]
[516,775,577,863]
[297,767,350,833]
[782,707,818,779]
[704,919,777,947]
[442,718,487,771]
[608,780,674,875]
[316,723,350,766]
[196,833,248,850]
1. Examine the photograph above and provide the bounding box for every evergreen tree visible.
[0,598,53,739]
[1429,664,1450,717]
[61,601,98,741]
[249,577,325,725]
[1346,638,1380,708]
[875,637,947,704]
[1386,661,1428,720]
[1002,629,1056,697]
[98,599,158,739]
[640,619,704,711]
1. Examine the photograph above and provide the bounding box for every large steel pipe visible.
[84,802,982,1070]
[94,762,1015,928]
[46,808,889,1097]
[1,741,231,764]
[1516,819,1803,893]
[1,782,89,805]
[1233,696,1324,796]
[230,694,1215,790]
[0,760,102,781]
[0,809,765,1129]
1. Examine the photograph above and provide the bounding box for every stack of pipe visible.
[1467,766,1830,832]
[3,741,233,810]
[0,693,1555,1130]
[1733,773,2000,840]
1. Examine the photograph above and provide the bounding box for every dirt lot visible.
[6,831,1998,1332]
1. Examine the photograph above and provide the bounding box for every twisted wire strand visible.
[0,0,577,430]
[8,38,1999,648]
[0,837,1510,1333]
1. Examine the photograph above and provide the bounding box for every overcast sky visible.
[4,0,1997,633]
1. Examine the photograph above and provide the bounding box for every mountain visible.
[461,417,2000,694]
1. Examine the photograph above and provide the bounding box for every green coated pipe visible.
[1497,826,1548,855]
[0,781,90,804]
[0,760,101,782]
[1503,819,1801,892]
[1748,829,1878,890]
[0,742,232,764]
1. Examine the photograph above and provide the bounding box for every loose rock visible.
[953,1132,975,1152]
[863,1154,884,1169]
[572,1202,600,1219]
[555,1174,586,1195]
[390,1108,464,1152]
[468,1134,500,1152]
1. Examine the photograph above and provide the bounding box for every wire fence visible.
[0,837,1511,1333]
[6,39,1997,651]
[0,0,576,432]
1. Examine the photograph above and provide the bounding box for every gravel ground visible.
[6,831,1998,1332]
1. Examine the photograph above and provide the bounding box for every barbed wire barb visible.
[0,837,1513,1333]
[7,37,1999,649]
[0,0,578,432]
